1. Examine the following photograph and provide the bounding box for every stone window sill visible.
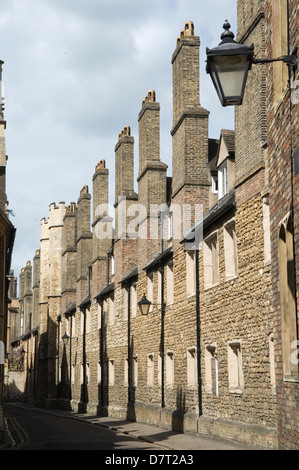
[229,387,243,395]
[204,282,220,291]
[225,274,238,283]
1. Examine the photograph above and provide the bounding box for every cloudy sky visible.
[1,0,237,280]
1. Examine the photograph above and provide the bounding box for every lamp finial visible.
[221,20,235,42]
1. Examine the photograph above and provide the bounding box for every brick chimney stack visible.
[114,126,138,284]
[137,90,168,268]
[24,260,32,333]
[61,202,77,314]
[171,22,210,245]
[92,159,113,296]
[32,249,40,328]
[76,186,92,305]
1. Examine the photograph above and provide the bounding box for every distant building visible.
[9,0,298,450]
[0,60,16,443]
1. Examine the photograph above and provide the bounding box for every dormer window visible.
[218,161,228,199]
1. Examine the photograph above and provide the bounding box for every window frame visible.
[218,160,228,199]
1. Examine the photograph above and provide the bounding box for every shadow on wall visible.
[127,336,136,422]
[4,375,25,402]
[6,316,194,435]
[171,385,187,433]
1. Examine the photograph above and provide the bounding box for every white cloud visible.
[2,0,237,278]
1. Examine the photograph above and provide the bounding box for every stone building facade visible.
[8,1,298,450]
[0,60,15,443]
[264,0,299,450]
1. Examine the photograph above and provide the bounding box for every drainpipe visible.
[160,264,165,409]
[87,265,92,296]
[127,283,131,405]
[69,314,72,399]
[100,298,104,409]
[106,251,110,286]
[82,306,86,408]
[57,317,61,399]
[82,267,92,408]
[195,248,202,416]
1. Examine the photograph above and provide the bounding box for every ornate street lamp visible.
[206,20,298,107]
[138,293,152,316]
[62,332,70,346]
[206,20,254,106]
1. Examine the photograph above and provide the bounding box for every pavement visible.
[1,402,259,451]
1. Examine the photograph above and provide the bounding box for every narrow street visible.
[2,403,168,451]
[2,403,254,454]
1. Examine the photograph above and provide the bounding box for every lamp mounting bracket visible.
[253,47,298,80]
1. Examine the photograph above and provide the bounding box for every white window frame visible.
[204,231,219,289]
[97,302,102,329]
[166,350,174,388]
[228,341,244,394]
[263,197,271,264]
[218,161,228,199]
[147,353,154,387]
[131,283,137,318]
[71,315,76,337]
[147,272,154,312]
[109,296,115,325]
[205,344,219,395]
[133,355,138,387]
[86,308,91,334]
[187,346,198,387]
[224,220,238,279]
[166,261,174,305]
[123,287,128,320]
[186,251,196,296]
[124,358,128,386]
[158,353,162,387]
[109,359,115,386]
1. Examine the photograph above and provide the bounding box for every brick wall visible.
[265,0,299,450]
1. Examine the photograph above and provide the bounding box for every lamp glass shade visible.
[206,21,254,107]
[62,332,70,346]
[138,294,151,316]
[209,54,250,106]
